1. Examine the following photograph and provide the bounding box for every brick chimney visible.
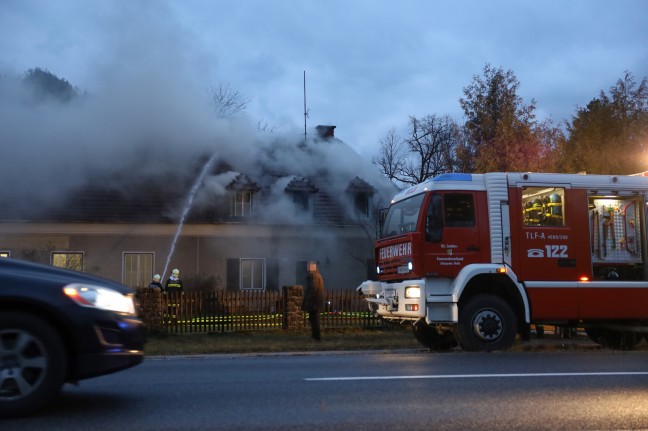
[315,125,336,139]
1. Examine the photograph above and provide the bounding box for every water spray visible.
[161,154,217,281]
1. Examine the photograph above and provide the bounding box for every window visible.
[425,193,475,242]
[52,252,83,272]
[123,252,154,289]
[240,258,265,290]
[293,192,310,211]
[0,251,10,258]
[354,192,370,218]
[444,194,475,227]
[522,187,565,226]
[232,191,254,216]
[381,193,425,238]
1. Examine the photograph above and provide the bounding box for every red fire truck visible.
[357,172,648,351]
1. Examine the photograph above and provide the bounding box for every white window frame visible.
[51,251,84,272]
[232,190,254,216]
[123,252,155,289]
[240,258,265,290]
[231,190,254,217]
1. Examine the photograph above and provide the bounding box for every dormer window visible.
[227,174,261,218]
[293,192,310,211]
[233,190,254,216]
[354,192,370,218]
[285,176,318,213]
[346,177,376,219]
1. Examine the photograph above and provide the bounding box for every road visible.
[2,349,648,430]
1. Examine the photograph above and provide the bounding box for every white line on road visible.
[305,371,648,381]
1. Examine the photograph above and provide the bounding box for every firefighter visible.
[165,268,184,324]
[148,274,163,291]
[165,268,184,294]
[302,262,325,340]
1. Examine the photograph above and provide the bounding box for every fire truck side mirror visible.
[378,207,389,237]
[426,194,444,242]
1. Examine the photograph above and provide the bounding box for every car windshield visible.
[381,193,425,238]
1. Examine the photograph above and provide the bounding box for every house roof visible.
[226,174,261,192]
[285,176,318,193]
[346,176,376,194]
[0,129,395,226]
[0,170,378,226]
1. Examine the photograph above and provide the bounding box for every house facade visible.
[0,126,396,292]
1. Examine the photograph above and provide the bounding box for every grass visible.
[143,326,626,356]
[144,326,423,356]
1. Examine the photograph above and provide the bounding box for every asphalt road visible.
[2,348,648,430]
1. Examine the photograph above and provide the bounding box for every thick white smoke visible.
[0,0,396,221]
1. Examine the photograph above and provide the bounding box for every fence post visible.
[136,287,163,333]
[282,285,305,331]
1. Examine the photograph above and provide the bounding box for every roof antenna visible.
[303,70,309,141]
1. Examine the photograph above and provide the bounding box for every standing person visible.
[165,268,183,294]
[148,274,163,291]
[165,268,184,324]
[302,262,325,340]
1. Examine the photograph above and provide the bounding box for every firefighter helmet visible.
[172,268,180,276]
[153,274,161,281]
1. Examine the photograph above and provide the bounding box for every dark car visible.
[0,258,145,417]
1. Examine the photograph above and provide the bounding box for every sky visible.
[1,0,647,160]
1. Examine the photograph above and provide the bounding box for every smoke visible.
[0,1,396,221]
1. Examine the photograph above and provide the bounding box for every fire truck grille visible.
[381,259,410,276]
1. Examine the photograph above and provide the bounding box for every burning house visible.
[0,121,396,291]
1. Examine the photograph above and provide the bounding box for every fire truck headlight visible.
[376,266,381,274]
[404,286,421,299]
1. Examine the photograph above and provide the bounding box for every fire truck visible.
[357,172,648,351]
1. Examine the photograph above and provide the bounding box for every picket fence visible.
[159,288,383,334]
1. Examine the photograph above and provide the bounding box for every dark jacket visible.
[302,270,325,312]
[148,281,163,290]
[165,277,183,294]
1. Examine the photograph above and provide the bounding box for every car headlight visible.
[64,283,136,314]
[404,286,421,299]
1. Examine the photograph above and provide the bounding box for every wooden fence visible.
[156,288,383,334]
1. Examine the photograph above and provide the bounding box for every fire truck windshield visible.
[381,193,425,238]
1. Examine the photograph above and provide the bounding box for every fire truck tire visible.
[412,322,457,351]
[458,294,517,352]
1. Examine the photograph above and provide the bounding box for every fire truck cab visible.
[358,172,648,351]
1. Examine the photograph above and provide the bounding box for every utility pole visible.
[303,70,308,141]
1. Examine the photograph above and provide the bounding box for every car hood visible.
[0,258,133,294]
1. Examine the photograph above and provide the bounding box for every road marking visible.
[305,371,648,381]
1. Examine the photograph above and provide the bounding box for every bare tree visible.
[208,83,250,118]
[256,120,278,134]
[374,116,460,186]
[399,115,460,185]
[372,128,405,182]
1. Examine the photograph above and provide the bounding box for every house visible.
[0,125,396,291]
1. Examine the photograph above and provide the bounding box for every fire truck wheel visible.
[412,322,457,351]
[458,294,517,352]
